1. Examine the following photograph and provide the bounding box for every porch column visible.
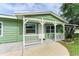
[23,17,25,46]
[41,23,44,43]
[54,24,57,41]
[23,17,28,46]
[22,16,25,56]
[63,24,65,40]
[40,18,45,43]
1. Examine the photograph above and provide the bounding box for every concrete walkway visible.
[0,40,69,56]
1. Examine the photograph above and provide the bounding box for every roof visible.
[65,24,78,26]
[15,11,68,23]
[0,11,68,23]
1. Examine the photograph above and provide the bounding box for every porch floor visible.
[0,40,69,56]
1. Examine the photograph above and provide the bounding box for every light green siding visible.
[0,14,64,43]
[25,14,64,23]
[0,18,23,43]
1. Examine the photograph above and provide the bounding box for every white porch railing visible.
[25,33,64,44]
[56,33,64,41]
[45,33,55,40]
[24,34,41,45]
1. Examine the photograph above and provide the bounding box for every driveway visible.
[0,40,69,56]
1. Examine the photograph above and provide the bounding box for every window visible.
[45,25,54,33]
[46,26,50,33]
[51,25,54,33]
[0,22,3,36]
[25,23,38,34]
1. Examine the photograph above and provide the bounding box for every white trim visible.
[0,15,17,19]
[40,22,44,43]
[24,19,29,24]
[63,24,65,40]
[24,34,39,36]
[54,24,56,41]
[23,16,26,46]
[22,16,26,56]
[24,18,64,24]
[0,22,3,36]
[24,18,42,23]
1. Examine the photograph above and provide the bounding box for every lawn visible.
[60,34,79,56]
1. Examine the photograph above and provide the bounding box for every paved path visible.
[0,40,69,56]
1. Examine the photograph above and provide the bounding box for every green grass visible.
[60,35,79,56]
[65,43,79,56]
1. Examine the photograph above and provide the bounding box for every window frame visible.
[25,23,38,34]
[45,24,54,33]
[51,25,54,33]
[45,25,50,33]
[0,22,3,36]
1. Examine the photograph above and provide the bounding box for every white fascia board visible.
[50,12,68,23]
[0,15,17,19]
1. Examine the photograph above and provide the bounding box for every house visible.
[0,11,68,45]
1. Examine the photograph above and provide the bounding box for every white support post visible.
[23,18,29,46]
[22,16,25,56]
[40,18,45,43]
[41,23,44,43]
[22,16,28,56]
[54,24,57,41]
[23,17,25,47]
[63,24,65,40]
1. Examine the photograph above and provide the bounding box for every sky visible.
[0,3,62,15]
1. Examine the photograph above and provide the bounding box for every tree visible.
[60,3,79,42]
[61,3,79,25]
